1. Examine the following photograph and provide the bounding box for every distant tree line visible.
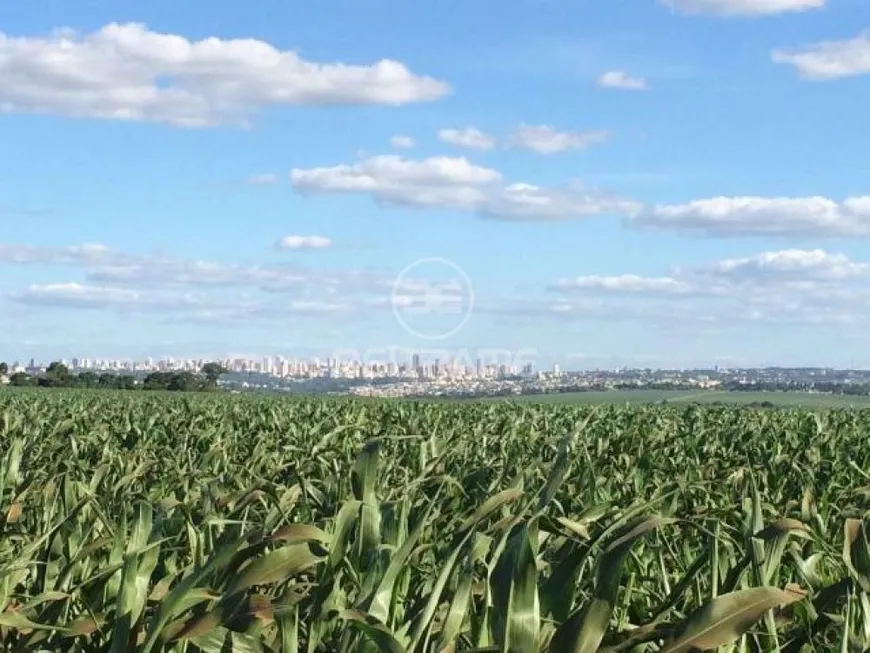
[722,380,870,396]
[0,361,227,392]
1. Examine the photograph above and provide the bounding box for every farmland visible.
[1,391,869,651]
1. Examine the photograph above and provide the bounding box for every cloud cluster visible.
[773,32,870,80]
[631,196,870,237]
[437,125,608,154]
[6,240,870,333]
[0,242,469,327]
[268,158,870,236]
[0,23,449,127]
[546,248,870,329]
[703,249,868,280]
[660,0,824,16]
[290,155,640,220]
[288,159,870,233]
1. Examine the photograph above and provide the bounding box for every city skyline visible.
[4,351,869,376]
[3,0,870,367]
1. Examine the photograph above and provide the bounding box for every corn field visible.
[1,391,870,652]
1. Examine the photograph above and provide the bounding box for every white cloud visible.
[390,135,415,149]
[87,259,274,288]
[632,196,870,237]
[15,283,147,309]
[706,249,868,280]
[437,125,609,155]
[773,33,870,80]
[0,23,450,127]
[87,258,370,294]
[479,182,643,221]
[248,174,279,185]
[510,124,609,154]
[0,243,112,265]
[276,235,333,250]
[11,241,870,333]
[551,274,690,294]
[0,243,383,296]
[660,0,823,15]
[291,155,499,209]
[539,248,870,330]
[437,127,496,151]
[290,155,640,220]
[597,70,649,91]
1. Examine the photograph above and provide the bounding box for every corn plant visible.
[1,391,869,651]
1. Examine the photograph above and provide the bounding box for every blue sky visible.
[2,0,870,369]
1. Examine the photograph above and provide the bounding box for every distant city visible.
[5,354,870,399]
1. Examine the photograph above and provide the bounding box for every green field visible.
[492,388,870,407]
[2,390,870,651]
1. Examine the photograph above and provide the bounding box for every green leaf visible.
[491,522,541,653]
[339,609,406,653]
[460,488,524,533]
[229,543,324,594]
[550,515,673,653]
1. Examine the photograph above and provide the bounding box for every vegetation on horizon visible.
[0,361,227,392]
[1,392,868,651]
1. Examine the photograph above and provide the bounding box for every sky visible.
[2,0,870,370]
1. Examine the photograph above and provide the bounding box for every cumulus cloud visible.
[276,235,333,250]
[509,124,609,154]
[390,135,415,149]
[291,155,499,209]
[660,0,823,15]
[631,196,870,237]
[773,33,870,80]
[0,23,450,127]
[290,155,640,220]
[597,71,649,91]
[437,127,496,151]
